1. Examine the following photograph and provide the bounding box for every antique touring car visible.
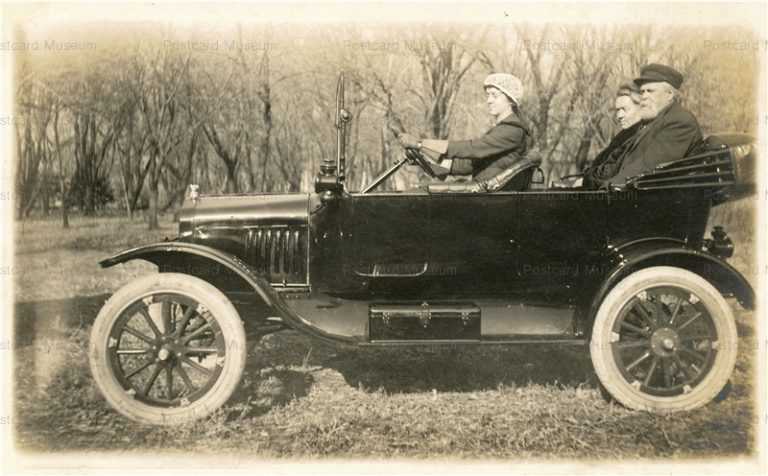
[90,74,756,425]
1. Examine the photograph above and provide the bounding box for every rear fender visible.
[100,242,356,344]
[582,243,755,336]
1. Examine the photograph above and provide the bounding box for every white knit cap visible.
[483,73,523,105]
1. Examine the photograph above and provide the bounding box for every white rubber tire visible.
[590,266,737,413]
[89,273,246,425]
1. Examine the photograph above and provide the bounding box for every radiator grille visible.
[245,226,308,285]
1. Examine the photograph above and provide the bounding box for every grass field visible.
[10,202,760,460]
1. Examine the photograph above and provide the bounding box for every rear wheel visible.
[89,273,246,425]
[590,266,737,413]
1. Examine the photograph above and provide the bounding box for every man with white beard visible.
[606,63,703,184]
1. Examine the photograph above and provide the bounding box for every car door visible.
[511,190,608,296]
[344,192,432,298]
[427,190,608,300]
[427,193,522,298]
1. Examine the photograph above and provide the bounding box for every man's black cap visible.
[634,63,684,89]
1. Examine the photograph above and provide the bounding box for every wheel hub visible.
[157,347,171,361]
[650,327,680,357]
[156,338,185,362]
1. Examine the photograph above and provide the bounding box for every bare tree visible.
[113,78,151,219]
[406,35,481,139]
[14,82,42,219]
[69,75,126,215]
[14,75,63,219]
[127,41,190,228]
[564,28,622,173]
[160,99,201,211]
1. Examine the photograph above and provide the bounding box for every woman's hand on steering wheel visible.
[404,149,437,178]
[397,132,438,178]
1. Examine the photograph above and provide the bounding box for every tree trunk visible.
[62,201,69,228]
[118,143,133,219]
[148,184,159,229]
[22,181,41,218]
[574,135,593,171]
[225,161,238,193]
[16,118,39,220]
[53,106,69,228]
[259,101,273,191]
[380,123,392,191]
[129,156,152,215]
[41,176,50,215]
[84,116,97,215]
[148,158,159,230]
[41,138,50,215]
[122,170,133,219]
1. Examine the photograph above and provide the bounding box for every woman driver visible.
[397,73,532,183]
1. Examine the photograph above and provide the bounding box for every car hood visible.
[179,193,310,230]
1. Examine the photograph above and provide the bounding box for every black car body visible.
[90,74,756,425]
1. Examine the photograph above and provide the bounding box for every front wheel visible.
[590,266,738,413]
[89,273,247,425]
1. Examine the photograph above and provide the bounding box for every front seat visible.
[427,155,543,193]
[493,155,543,192]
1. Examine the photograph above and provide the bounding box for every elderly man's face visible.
[614,95,642,130]
[639,81,675,119]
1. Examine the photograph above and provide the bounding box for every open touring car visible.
[89,74,756,425]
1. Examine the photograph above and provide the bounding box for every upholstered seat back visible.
[427,156,542,194]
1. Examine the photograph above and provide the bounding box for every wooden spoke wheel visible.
[590,267,737,412]
[89,273,246,425]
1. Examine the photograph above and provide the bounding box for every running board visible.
[361,337,587,347]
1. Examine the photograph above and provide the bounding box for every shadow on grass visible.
[226,366,315,420]
[14,294,110,346]
[328,345,595,393]
[252,331,595,395]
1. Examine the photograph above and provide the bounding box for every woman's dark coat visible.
[444,113,531,182]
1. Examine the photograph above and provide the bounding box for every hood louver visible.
[245,226,308,286]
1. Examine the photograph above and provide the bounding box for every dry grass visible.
[13,216,174,302]
[11,211,759,460]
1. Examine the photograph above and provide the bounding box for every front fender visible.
[583,243,755,334]
[100,242,356,345]
[101,242,276,305]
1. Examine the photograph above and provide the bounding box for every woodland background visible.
[12,22,761,227]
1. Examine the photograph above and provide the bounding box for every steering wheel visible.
[404,148,437,179]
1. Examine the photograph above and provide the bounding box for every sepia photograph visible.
[0,1,766,474]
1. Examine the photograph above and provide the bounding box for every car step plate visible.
[369,302,480,341]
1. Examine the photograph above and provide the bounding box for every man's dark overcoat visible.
[609,101,702,184]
